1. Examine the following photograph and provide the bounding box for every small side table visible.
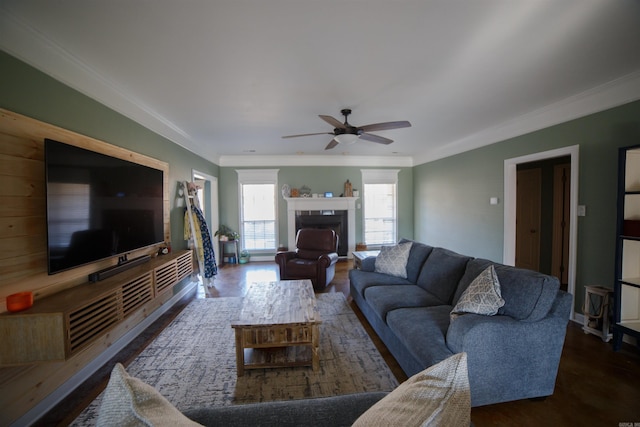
[352,250,380,269]
[219,240,240,267]
[582,285,613,342]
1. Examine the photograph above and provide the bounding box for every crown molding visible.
[0,9,208,158]
[413,70,640,166]
[3,7,638,169]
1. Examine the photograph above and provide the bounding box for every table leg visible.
[234,328,245,376]
[311,324,320,371]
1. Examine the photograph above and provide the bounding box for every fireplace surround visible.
[285,197,358,258]
[296,210,348,256]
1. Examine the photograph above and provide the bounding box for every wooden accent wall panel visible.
[0,108,170,307]
[0,109,179,426]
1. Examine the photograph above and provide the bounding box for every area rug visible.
[71,293,398,425]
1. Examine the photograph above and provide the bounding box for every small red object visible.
[6,291,33,313]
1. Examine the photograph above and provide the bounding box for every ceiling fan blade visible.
[360,133,393,145]
[359,120,411,132]
[282,132,333,139]
[319,115,346,129]
[325,139,339,150]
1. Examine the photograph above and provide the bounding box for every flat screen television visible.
[45,138,164,275]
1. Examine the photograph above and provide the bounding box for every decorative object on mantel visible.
[281,184,290,198]
[214,225,239,241]
[299,185,312,197]
[353,189,359,197]
[325,192,333,198]
[291,188,300,197]
[344,180,353,197]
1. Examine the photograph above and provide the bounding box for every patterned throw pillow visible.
[352,352,470,427]
[97,363,203,427]
[374,242,413,279]
[451,265,505,319]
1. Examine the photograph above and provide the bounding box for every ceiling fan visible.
[282,109,411,150]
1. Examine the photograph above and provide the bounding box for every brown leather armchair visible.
[275,228,339,290]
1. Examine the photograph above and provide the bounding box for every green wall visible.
[219,166,413,254]
[6,47,640,314]
[414,100,640,311]
[0,51,219,251]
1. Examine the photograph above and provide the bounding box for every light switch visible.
[578,205,586,216]
[490,197,499,205]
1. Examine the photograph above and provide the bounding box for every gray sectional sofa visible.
[349,239,572,407]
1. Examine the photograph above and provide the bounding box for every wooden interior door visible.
[551,163,571,286]
[516,168,542,271]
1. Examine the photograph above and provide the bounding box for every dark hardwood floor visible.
[209,260,640,426]
[41,259,640,426]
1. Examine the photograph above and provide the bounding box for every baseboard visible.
[571,311,637,346]
[12,279,199,427]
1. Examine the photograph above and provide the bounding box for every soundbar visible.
[88,255,151,283]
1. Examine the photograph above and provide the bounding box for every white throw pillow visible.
[97,363,203,427]
[451,265,505,320]
[352,352,470,427]
[374,242,412,278]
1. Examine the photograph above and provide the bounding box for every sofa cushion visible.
[399,238,434,283]
[451,265,505,319]
[364,285,444,321]
[416,248,472,304]
[349,269,412,296]
[352,353,470,427]
[494,264,561,321]
[386,306,455,367]
[375,241,413,278]
[97,363,202,427]
[184,392,388,427]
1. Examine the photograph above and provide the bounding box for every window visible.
[237,169,278,251]
[361,169,399,246]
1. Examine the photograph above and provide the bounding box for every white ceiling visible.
[2,0,640,167]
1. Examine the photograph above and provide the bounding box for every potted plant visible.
[239,249,250,264]
[214,225,239,241]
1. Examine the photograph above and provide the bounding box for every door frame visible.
[192,169,219,264]
[504,145,579,318]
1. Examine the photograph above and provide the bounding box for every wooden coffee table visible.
[231,279,321,376]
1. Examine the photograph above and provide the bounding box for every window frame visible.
[361,169,400,247]
[236,169,279,253]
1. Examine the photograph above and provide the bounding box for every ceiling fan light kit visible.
[282,108,411,150]
[334,134,360,145]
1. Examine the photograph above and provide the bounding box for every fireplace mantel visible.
[285,197,358,258]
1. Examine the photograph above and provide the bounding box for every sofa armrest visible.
[275,251,296,266]
[446,293,571,406]
[361,256,376,272]
[318,252,339,268]
[183,392,388,427]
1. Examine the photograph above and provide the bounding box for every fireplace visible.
[285,197,358,258]
[296,210,348,256]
